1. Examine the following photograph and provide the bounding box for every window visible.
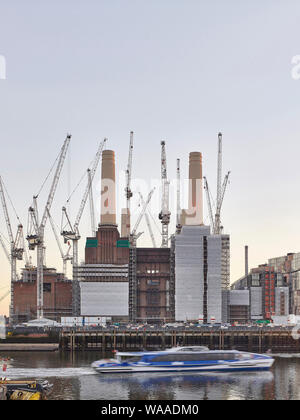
[43,283,52,293]
[147,279,160,286]
[120,356,142,363]
[146,294,160,305]
[151,353,237,362]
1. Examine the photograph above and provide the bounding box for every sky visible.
[1,0,300,315]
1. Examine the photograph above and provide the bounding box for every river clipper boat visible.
[92,346,274,374]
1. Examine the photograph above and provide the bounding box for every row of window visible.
[150,353,239,362]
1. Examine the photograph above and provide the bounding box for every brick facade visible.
[13,267,72,322]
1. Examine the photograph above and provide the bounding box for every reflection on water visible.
[2,352,300,400]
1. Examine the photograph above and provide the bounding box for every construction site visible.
[0,131,232,326]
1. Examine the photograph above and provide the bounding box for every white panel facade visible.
[229,290,250,306]
[175,226,210,321]
[207,236,222,324]
[80,282,129,316]
[250,287,263,319]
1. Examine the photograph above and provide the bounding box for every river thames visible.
[2,352,300,400]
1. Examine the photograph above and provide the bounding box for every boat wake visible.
[4,367,96,379]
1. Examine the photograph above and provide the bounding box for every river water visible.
[1,351,300,400]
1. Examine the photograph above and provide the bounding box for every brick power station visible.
[12,137,231,325]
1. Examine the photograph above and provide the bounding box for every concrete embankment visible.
[0,343,59,352]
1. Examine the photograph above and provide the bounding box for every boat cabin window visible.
[151,353,238,362]
[179,347,208,352]
[119,355,142,363]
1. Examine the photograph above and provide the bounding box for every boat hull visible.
[92,347,274,374]
[93,359,274,374]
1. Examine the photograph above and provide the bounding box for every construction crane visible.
[214,133,230,234]
[21,230,30,268]
[27,134,71,319]
[204,133,230,235]
[130,188,155,247]
[0,230,29,271]
[88,169,96,237]
[159,141,171,248]
[0,176,26,322]
[176,158,182,234]
[214,171,230,234]
[123,131,134,237]
[47,209,72,277]
[203,176,215,231]
[61,138,106,286]
[138,192,157,248]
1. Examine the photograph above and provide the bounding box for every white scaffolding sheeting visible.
[80,282,129,317]
[250,287,263,319]
[175,226,210,322]
[207,235,222,324]
[229,290,250,306]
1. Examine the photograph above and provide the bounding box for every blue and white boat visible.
[91,346,274,374]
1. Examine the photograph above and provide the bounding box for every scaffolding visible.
[221,235,230,290]
[129,247,137,323]
[169,236,176,321]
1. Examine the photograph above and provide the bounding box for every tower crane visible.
[138,192,157,248]
[27,134,71,319]
[47,209,72,277]
[61,138,106,289]
[203,176,215,231]
[130,188,155,247]
[204,133,230,235]
[123,131,134,237]
[159,141,171,248]
[22,230,30,268]
[214,171,230,234]
[0,176,26,322]
[0,230,29,271]
[88,169,96,237]
[214,133,230,235]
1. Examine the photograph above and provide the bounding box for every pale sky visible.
[1,0,300,315]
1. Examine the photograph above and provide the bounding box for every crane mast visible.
[204,133,230,235]
[123,132,134,237]
[27,134,71,319]
[126,132,134,213]
[214,132,223,235]
[0,176,25,322]
[88,169,96,237]
[159,141,170,248]
[214,133,230,235]
[214,171,230,234]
